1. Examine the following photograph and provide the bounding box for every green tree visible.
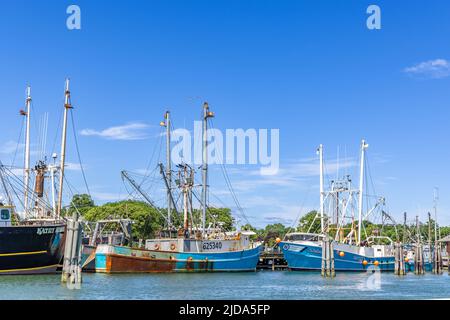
[84,200,165,240]
[63,194,95,217]
[207,207,235,231]
[191,207,236,231]
[241,223,257,232]
[297,210,321,233]
[262,223,289,247]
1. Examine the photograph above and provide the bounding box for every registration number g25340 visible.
[202,241,223,251]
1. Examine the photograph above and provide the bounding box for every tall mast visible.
[161,111,172,227]
[433,187,439,241]
[202,102,214,238]
[183,166,189,234]
[357,139,368,245]
[403,212,407,244]
[57,79,72,218]
[23,86,32,214]
[318,144,325,233]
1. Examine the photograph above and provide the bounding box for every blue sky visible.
[1,0,450,228]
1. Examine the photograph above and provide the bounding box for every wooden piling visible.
[329,240,335,278]
[433,241,443,274]
[321,236,335,278]
[321,237,326,277]
[394,242,406,275]
[61,210,83,287]
[415,243,425,275]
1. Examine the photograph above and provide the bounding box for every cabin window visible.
[1,209,10,220]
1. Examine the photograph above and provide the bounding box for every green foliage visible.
[241,223,257,232]
[298,210,321,233]
[84,200,165,240]
[63,194,95,218]
[440,226,450,239]
[260,223,292,247]
[191,207,236,231]
[207,207,235,231]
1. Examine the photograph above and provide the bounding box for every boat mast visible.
[318,144,325,233]
[202,102,214,238]
[57,79,72,219]
[50,153,58,218]
[161,111,172,227]
[357,139,368,245]
[183,165,189,235]
[23,86,32,215]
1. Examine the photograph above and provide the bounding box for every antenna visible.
[434,187,439,241]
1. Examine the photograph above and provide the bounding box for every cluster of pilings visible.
[394,242,406,275]
[61,211,83,288]
[433,241,443,275]
[321,236,335,278]
[394,241,444,276]
[414,243,425,275]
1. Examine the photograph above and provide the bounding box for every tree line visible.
[65,194,450,245]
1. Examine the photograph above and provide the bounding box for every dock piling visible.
[433,241,443,274]
[394,242,406,275]
[61,210,83,288]
[414,243,425,275]
[321,236,335,278]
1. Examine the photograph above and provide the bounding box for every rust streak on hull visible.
[106,254,177,273]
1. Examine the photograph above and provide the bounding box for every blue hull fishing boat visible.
[94,104,262,273]
[95,238,262,273]
[280,141,396,272]
[280,237,395,272]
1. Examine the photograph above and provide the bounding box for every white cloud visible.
[80,122,151,141]
[65,162,84,171]
[0,141,24,155]
[91,192,124,202]
[404,59,450,79]
[222,157,357,192]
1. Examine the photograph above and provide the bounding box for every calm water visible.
[1,271,449,300]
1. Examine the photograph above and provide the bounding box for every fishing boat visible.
[280,141,396,272]
[95,104,262,273]
[0,80,77,275]
[81,219,132,272]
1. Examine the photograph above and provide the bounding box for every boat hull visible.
[0,224,66,275]
[280,241,395,272]
[95,244,262,273]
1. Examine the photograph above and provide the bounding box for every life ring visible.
[170,244,176,251]
[154,244,160,251]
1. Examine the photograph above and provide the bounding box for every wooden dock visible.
[257,251,288,271]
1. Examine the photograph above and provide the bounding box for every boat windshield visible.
[285,233,323,242]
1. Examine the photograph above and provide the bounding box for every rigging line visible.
[141,125,165,181]
[287,184,314,236]
[191,189,221,229]
[50,98,64,156]
[11,116,25,167]
[209,119,251,226]
[69,109,91,196]
[0,165,25,212]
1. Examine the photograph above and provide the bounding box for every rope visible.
[11,116,25,167]
[69,109,91,196]
[209,118,252,226]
